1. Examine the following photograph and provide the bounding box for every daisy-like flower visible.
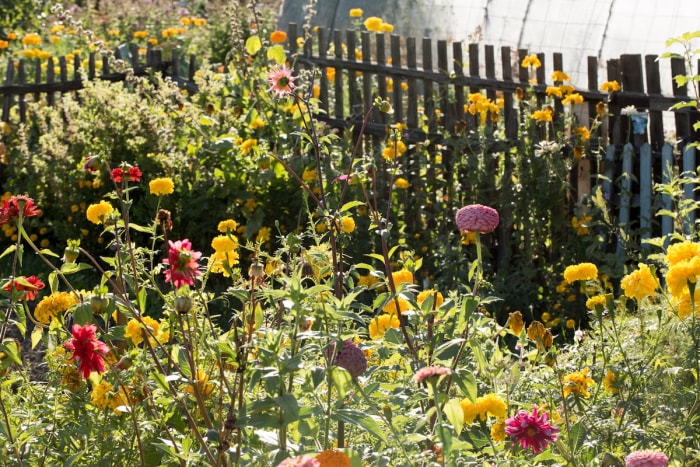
[64,324,110,379]
[266,65,297,98]
[316,449,351,467]
[149,177,175,196]
[505,405,559,454]
[162,239,202,289]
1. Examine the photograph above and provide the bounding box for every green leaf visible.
[137,288,147,314]
[0,244,16,260]
[128,222,156,234]
[13,305,26,338]
[31,326,43,349]
[443,398,464,435]
[63,450,86,467]
[38,248,59,258]
[332,408,388,444]
[273,394,300,424]
[340,201,365,213]
[152,371,169,392]
[329,366,352,399]
[199,115,216,126]
[48,271,59,294]
[453,369,478,402]
[0,340,22,365]
[245,35,262,56]
[60,263,93,274]
[73,302,93,325]
[266,44,287,65]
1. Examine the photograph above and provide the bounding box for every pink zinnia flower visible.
[163,239,202,288]
[625,450,668,467]
[0,195,41,225]
[327,340,367,379]
[266,65,297,98]
[276,455,320,467]
[455,204,499,234]
[64,323,110,379]
[3,275,45,301]
[413,365,452,383]
[505,405,559,453]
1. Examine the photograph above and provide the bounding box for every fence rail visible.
[2,23,700,252]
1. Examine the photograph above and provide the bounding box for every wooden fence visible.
[2,23,700,255]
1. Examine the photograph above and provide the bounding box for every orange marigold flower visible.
[269,30,287,43]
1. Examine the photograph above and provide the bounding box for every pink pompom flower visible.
[455,204,499,234]
[413,365,451,384]
[625,450,668,467]
[327,340,367,379]
[504,405,559,454]
[276,454,320,467]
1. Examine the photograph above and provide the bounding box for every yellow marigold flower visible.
[673,287,700,319]
[125,316,161,346]
[596,101,607,116]
[364,16,383,32]
[6,32,17,41]
[603,369,619,394]
[531,108,553,122]
[0,40,9,49]
[349,8,363,17]
[600,80,621,92]
[148,38,158,46]
[382,140,407,161]
[369,313,400,339]
[666,258,700,296]
[250,117,266,129]
[563,262,598,283]
[666,241,700,267]
[339,216,355,233]
[256,226,271,243]
[521,54,541,68]
[394,177,409,189]
[565,318,576,329]
[551,70,570,82]
[245,198,257,212]
[86,200,115,225]
[316,449,351,467]
[391,269,413,285]
[621,263,658,300]
[491,418,506,443]
[269,30,287,43]
[240,138,258,154]
[210,250,239,276]
[149,177,174,196]
[461,231,478,245]
[508,310,525,335]
[382,297,409,315]
[34,291,79,324]
[562,367,595,398]
[192,18,207,26]
[218,219,238,233]
[186,369,214,398]
[460,394,507,424]
[211,234,238,252]
[179,17,192,26]
[545,86,563,98]
[91,380,114,410]
[380,22,394,33]
[358,274,380,288]
[302,168,317,182]
[417,290,444,308]
[574,126,591,141]
[326,67,336,81]
[21,33,42,46]
[562,93,584,105]
[133,30,149,39]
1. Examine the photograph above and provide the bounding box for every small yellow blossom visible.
[364,16,383,32]
[563,263,598,283]
[86,200,115,224]
[562,367,595,398]
[149,177,174,196]
[620,263,658,301]
[349,8,363,17]
[521,54,541,68]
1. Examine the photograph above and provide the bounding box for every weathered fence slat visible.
[639,143,652,243]
[661,143,674,239]
[617,143,635,261]
[683,144,696,234]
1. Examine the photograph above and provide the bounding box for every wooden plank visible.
[602,144,616,201]
[501,46,517,140]
[639,143,652,241]
[2,59,15,122]
[346,30,361,115]
[517,49,529,83]
[607,58,622,147]
[287,22,299,57]
[333,30,344,120]
[553,52,564,117]
[18,61,26,123]
[361,30,372,113]
[47,57,55,107]
[661,143,674,239]
[671,57,690,148]
[317,27,329,114]
[34,58,41,102]
[682,143,696,234]
[617,143,634,261]
[437,40,451,133]
[376,32,387,125]
[390,34,403,124]
[464,43,477,130]
[621,54,647,149]
[406,37,418,129]
[422,38,435,132]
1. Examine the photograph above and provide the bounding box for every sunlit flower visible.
[316,449,351,467]
[666,241,700,267]
[413,365,451,383]
[185,368,215,398]
[624,450,668,467]
[382,297,409,315]
[417,289,444,308]
[21,33,42,46]
[394,177,409,189]
[349,8,363,17]
[586,295,607,310]
[563,263,598,283]
[562,367,595,398]
[65,324,109,379]
[256,226,271,243]
[266,65,297,98]
[600,80,621,92]
[380,23,394,33]
[508,310,525,335]
[111,166,142,183]
[34,291,78,324]
[505,406,558,453]
[338,216,355,233]
[491,418,506,443]
[3,275,44,301]
[149,177,174,196]
[364,16,383,32]
[0,195,41,225]
[276,455,320,467]
[562,93,584,105]
[621,263,658,300]
[455,204,499,234]
[666,258,700,296]
[603,369,619,394]
[381,140,407,161]
[269,30,287,43]
[217,219,238,233]
[521,54,541,68]
[460,394,507,424]
[162,239,202,288]
[574,126,591,142]
[531,109,553,122]
[86,200,115,224]
[368,313,400,339]
[551,70,570,82]
[546,86,563,98]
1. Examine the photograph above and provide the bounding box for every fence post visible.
[617,143,634,261]
[682,144,696,235]
[661,143,674,242]
[639,143,652,246]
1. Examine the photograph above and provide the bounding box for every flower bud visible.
[174,295,192,314]
[249,262,264,278]
[90,295,110,314]
[83,155,103,172]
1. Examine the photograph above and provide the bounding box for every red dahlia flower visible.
[64,323,110,379]
[111,166,142,183]
[0,195,41,225]
[455,204,499,234]
[3,275,45,301]
[163,239,202,288]
[505,405,559,453]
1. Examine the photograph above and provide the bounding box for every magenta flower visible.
[162,239,202,289]
[455,204,499,234]
[276,455,320,467]
[266,65,298,98]
[413,365,452,383]
[625,450,668,467]
[64,324,110,379]
[505,405,559,454]
[327,340,367,379]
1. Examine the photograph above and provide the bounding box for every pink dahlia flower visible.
[327,340,367,379]
[625,450,668,467]
[276,455,320,467]
[267,65,298,98]
[65,324,110,379]
[505,405,559,453]
[413,365,451,383]
[163,239,202,289]
[455,204,499,234]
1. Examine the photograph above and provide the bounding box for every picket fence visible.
[1,23,700,257]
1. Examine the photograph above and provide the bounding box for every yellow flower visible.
[21,33,42,46]
[316,449,351,467]
[34,291,79,324]
[302,168,318,182]
[391,269,413,285]
[250,117,266,129]
[210,250,240,276]
[256,226,271,243]
[364,16,383,32]
[563,263,598,283]
[269,30,287,44]
[521,54,541,68]
[666,241,700,267]
[369,314,401,339]
[551,70,570,82]
[91,381,114,410]
[379,23,394,33]
[586,295,606,310]
[382,140,407,161]
[394,177,409,189]
[125,316,162,346]
[186,369,214,398]
[508,311,524,335]
[358,274,380,288]
[603,369,619,394]
[239,138,258,154]
[0,40,9,49]
[461,231,477,245]
[382,297,409,315]
[218,219,238,233]
[620,263,658,300]
[133,30,149,39]
[562,93,584,105]
[211,234,238,252]
[326,67,336,81]
[417,290,444,308]
[531,109,553,122]
[349,8,363,17]
[562,367,595,398]
[460,394,507,424]
[666,258,700,296]
[526,321,553,348]
[574,126,591,142]
[149,177,174,196]
[491,418,506,443]
[600,80,621,92]
[546,86,563,98]
[565,318,576,329]
[339,216,355,233]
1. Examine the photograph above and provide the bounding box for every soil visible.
[5,323,47,382]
